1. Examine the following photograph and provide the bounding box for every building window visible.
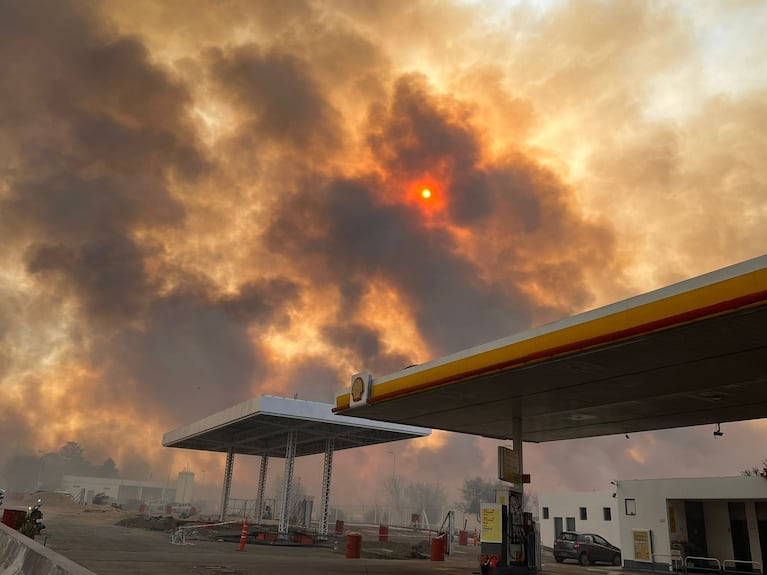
[580,507,587,520]
[625,498,637,515]
[543,507,549,519]
[566,517,576,531]
[603,507,612,521]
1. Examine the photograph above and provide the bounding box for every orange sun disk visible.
[421,188,432,199]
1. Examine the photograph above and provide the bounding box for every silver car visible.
[553,531,622,566]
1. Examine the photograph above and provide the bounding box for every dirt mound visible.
[22,491,83,513]
[116,516,178,531]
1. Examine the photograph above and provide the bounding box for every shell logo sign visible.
[349,372,372,407]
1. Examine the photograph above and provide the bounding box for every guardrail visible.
[722,560,762,575]
[685,555,723,574]
[648,555,762,575]
[652,552,685,572]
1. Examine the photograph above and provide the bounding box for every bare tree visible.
[405,480,447,527]
[270,475,306,525]
[383,475,407,525]
[741,459,767,477]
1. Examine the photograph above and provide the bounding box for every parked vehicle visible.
[19,499,45,539]
[0,488,5,507]
[553,531,621,566]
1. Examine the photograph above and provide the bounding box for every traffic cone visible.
[238,519,248,551]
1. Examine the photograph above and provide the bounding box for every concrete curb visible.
[0,521,97,575]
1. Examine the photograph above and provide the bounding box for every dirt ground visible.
[18,492,482,575]
[9,493,637,575]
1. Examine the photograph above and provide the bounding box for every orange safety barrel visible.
[346,532,362,559]
[334,519,345,535]
[430,536,445,561]
[379,524,389,542]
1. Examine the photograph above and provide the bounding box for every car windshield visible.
[559,533,577,541]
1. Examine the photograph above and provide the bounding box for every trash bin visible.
[430,536,445,561]
[459,530,469,545]
[346,532,362,558]
[334,519,345,535]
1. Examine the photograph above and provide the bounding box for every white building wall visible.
[61,473,189,504]
[617,476,767,569]
[538,491,619,548]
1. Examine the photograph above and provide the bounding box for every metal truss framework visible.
[254,454,269,524]
[219,447,235,522]
[278,430,297,537]
[319,437,334,538]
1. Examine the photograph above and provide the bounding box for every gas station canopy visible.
[163,396,430,533]
[163,395,430,456]
[334,254,767,442]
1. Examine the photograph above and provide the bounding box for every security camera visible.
[713,423,723,438]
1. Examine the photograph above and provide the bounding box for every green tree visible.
[458,476,501,517]
[2,454,41,490]
[97,458,119,478]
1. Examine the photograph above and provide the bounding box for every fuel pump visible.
[480,445,540,574]
[480,493,539,574]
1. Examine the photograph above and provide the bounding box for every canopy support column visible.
[513,416,524,502]
[318,437,334,539]
[254,454,269,524]
[219,447,235,522]
[278,430,297,537]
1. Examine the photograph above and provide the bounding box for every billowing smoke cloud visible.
[1,0,766,503]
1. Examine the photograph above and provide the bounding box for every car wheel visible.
[554,555,564,563]
[579,552,590,566]
[612,554,622,566]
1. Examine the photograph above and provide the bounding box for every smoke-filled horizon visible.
[1,0,766,505]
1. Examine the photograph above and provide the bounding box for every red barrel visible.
[346,532,362,559]
[334,519,345,535]
[430,536,445,561]
[379,524,389,542]
[2,509,26,529]
[459,530,469,545]
[138,504,145,513]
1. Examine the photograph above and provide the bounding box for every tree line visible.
[2,441,119,491]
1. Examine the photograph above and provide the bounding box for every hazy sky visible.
[1,0,766,506]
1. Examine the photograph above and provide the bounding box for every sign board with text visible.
[481,503,503,543]
[632,529,652,562]
[497,446,531,484]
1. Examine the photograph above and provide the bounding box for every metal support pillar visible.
[219,447,235,522]
[254,454,269,524]
[278,430,297,537]
[318,437,334,539]
[512,416,524,503]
